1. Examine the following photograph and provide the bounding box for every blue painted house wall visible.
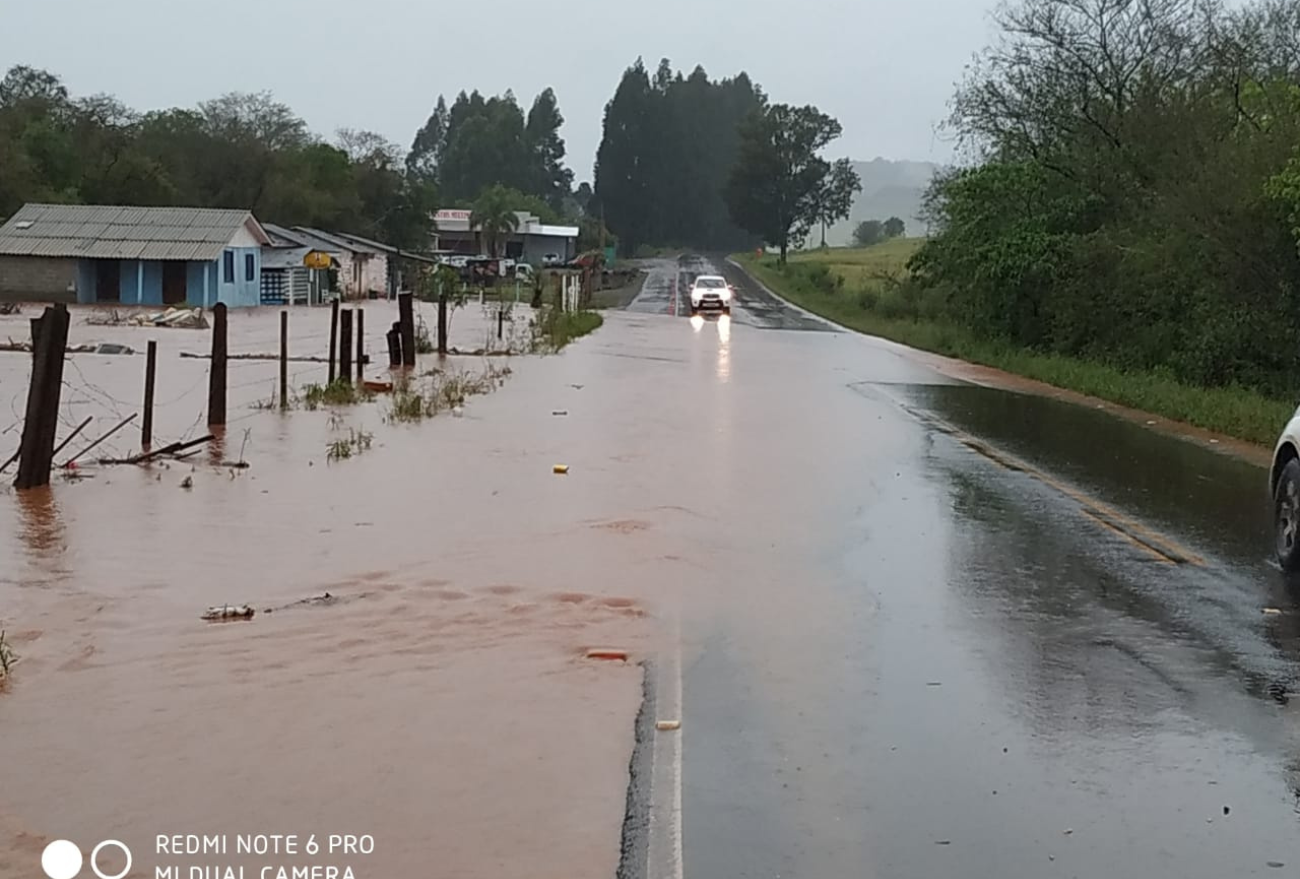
[75,248,263,308]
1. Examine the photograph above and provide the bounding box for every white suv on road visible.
[1271,413,1300,570]
[689,275,733,315]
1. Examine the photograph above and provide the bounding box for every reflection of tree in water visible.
[16,486,66,563]
[940,462,1299,748]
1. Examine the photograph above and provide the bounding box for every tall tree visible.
[526,88,573,208]
[811,158,862,247]
[407,95,448,180]
[595,58,764,255]
[724,103,856,264]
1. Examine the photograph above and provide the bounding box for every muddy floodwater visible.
[0,301,670,879]
[5,277,1300,879]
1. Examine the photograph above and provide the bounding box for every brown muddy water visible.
[0,302,678,879]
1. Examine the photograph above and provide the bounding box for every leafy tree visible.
[526,88,573,208]
[812,158,862,247]
[0,65,437,253]
[724,103,856,264]
[883,216,906,238]
[853,220,885,247]
[471,184,521,258]
[407,88,574,208]
[908,0,1300,395]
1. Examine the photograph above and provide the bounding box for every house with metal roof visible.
[0,203,271,307]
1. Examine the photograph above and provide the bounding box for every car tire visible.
[1275,458,1300,571]
[722,306,732,316]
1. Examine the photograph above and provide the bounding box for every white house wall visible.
[230,221,264,248]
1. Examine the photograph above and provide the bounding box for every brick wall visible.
[0,256,77,303]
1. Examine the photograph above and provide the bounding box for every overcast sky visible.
[0,0,997,180]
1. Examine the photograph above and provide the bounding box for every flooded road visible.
[3,273,1300,878]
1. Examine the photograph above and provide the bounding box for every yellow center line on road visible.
[1079,508,1179,565]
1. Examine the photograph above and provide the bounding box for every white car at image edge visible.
[1271,410,1300,570]
[689,275,733,315]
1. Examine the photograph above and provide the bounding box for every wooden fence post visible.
[398,292,416,366]
[15,303,70,490]
[207,302,227,427]
[328,298,340,383]
[355,308,364,381]
[339,308,353,380]
[142,340,157,449]
[279,310,289,410]
[387,322,402,367]
[436,292,448,356]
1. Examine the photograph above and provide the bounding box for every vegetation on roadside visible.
[869,0,1300,445]
[533,307,603,353]
[738,246,1295,446]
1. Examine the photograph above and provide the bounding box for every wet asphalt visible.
[626,255,1300,878]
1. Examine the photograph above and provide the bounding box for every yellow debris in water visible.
[656,720,681,731]
[553,464,569,474]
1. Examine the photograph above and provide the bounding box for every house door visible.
[95,260,120,302]
[162,262,187,305]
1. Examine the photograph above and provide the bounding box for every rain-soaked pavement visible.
[2,261,1300,878]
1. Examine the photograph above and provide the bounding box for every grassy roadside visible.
[735,245,1294,447]
[537,308,603,351]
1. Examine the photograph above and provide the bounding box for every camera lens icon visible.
[42,839,133,879]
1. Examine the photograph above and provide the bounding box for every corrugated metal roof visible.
[0,203,265,261]
[294,227,383,255]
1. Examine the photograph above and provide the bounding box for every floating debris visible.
[553,464,569,475]
[585,648,628,661]
[201,604,255,622]
[656,720,682,731]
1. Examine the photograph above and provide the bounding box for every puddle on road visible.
[893,382,1271,566]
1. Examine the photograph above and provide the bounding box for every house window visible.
[223,251,234,283]
[245,254,255,282]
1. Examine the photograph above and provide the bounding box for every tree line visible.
[0,66,590,254]
[908,0,1300,397]
[594,58,861,259]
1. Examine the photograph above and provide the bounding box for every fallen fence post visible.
[339,308,353,381]
[355,308,364,382]
[328,298,340,383]
[398,292,416,367]
[15,303,70,490]
[63,413,137,468]
[207,303,227,427]
[142,340,157,448]
[498,307,504,341]
[280,310,289,410]
[113,432,213,466]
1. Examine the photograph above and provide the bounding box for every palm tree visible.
[470,185,520,259]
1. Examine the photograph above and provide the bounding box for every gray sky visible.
[0,0,996,180]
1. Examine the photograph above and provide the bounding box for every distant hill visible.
[819,158,940,248]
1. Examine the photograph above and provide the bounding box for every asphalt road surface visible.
[622,255,1300,878]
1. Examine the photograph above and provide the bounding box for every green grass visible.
[737,245,1293,447]
[535,308,604,352]
[301,378,373,410]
